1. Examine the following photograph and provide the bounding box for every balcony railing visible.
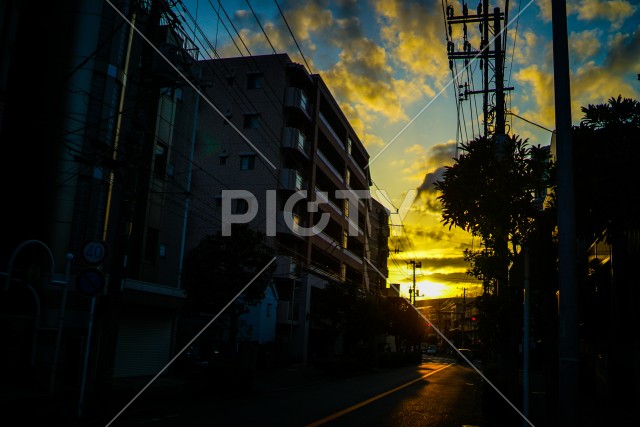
[285,87,312,119]
[279,168,307,192]
[315,187,342,215]
[282,127,310,158]
[319,112,345,150]
[343,248,363,264]
[317,150,344,183]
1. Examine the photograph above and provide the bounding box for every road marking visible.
[304,364,453,426]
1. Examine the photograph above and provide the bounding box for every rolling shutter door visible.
[113,307,173,378]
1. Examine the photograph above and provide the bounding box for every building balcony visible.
[343,248,363,265]
[279,168,307,192]
[318,112,345,151]
[307,263,344,283]
[285,87,312,120]
[317,150,344,184]
[347,154,368,187]
[276,211,305,239]
[282,127,310,159]
[315,187,342,216]
[273,255,301,279]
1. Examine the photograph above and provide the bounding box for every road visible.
[109,360,487,427]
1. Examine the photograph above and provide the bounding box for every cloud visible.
[604,25,640,73]
[375,0,450,85]
[574,0,637,29]
[569,29,602,62]
[322,36,409,123]
[404,140,457,213]
[537,0,637,29]
[513,64,556,129]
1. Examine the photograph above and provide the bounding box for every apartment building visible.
[187,53,388,362]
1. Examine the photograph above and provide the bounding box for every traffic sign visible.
[81,240,109,265]
[76,268,105,297]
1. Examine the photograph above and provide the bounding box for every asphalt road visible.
[109,360,488,427]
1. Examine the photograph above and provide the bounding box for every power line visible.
[273,0,312,74]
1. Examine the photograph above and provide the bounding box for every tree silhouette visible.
[434,134,554,292]
[181,224,275,355]
[573,95,640,242]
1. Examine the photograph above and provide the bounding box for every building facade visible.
[0,0,203,394]
[187,53,387,363]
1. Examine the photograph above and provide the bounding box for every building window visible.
[347,137,353,155]
[159,243,167,259]
[246,72,263,89]
[243,113,260,129]
[345,167,351,186]
[154,143,168,178]
[297,131,307,153]
[240,154,256,170]
[342,230,348,248]
[343,198,349,217]
[295,171,305,191]
[300,90,308,112]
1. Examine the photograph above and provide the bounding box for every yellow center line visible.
[304,363,453,427]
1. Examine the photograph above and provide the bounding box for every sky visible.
[179,0,640,300]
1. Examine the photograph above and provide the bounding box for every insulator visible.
[479,22,483,34]
[477,2,482,15]
[448,41,455,53]
[447,5,454,18]
[464,40,471,52]
[448,24,452,38]
[463,3,468,16]
[449,59,453,70]
[463,23,468,39]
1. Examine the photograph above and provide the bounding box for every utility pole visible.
[459,287,467,348]
[551,0,578,425]
[407,260,421,304]
[446,1,512,139]
[522,246,531,426]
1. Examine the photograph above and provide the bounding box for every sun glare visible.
[417,280,449,299]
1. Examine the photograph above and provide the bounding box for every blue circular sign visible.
[76,268,105,297]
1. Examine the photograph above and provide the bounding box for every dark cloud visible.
[605,26,640,73]
[416,166,446,196]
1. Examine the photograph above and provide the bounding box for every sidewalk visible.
[0,364,330,427]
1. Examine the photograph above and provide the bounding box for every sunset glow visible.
[186,0,640,299]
